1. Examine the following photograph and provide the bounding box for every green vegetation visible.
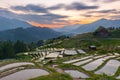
[0,40,45,60]
[15,54,32,61]
[0,27,120,80]
[114,66,120,77]
[14,40,28,53]
[0,27,119,59]
[108,27,120,38]
[45,28,120,54]
[0,40,29,59]
[30,73,73,80]
[52,38,120,54]
[87,74,117,80]
[0,59,19,67]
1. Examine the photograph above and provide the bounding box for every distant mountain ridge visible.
[0,16,62,42]
[0,27,61,42]
[0,16,32,31]
[53,18,120,34]
[0,16,119,42]
[53,24,81,32]
[73,18,120,34]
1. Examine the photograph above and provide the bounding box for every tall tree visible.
[1,41,14,59]
[14,40,28,53]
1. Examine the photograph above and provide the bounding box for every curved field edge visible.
[93,56,119,72]
[30,73,73,80]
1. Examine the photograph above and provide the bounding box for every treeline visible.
[44,36,70,44]
[0,35,69,59]
[0,40,44,59]
[108,27,120,30]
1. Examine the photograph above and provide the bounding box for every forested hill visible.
[0,27,61,43]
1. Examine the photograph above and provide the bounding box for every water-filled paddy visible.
[0,62,34,71]
[63,55,93,64]
[95,60,120,75]
[0,69,49,80]
[64,70,89,78]
[82,56,116,71]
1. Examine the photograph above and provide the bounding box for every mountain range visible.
[0,16,32,31]
[0,16,120,42]
[53,24,81,32]
[54,18,120,34]
[0,27,61,42]
[0,16,61,42]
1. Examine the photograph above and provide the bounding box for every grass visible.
[54,54,83,64]
[55,53,95,64]
[46,67,57,73]
[15,54,32,61]
[86,74,118,80]
[50,36,120,51]
[0,59,19,67]
[0,31,120,79]
[114,66,120,77]
[30,73,73,80]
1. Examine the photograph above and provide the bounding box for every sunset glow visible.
[0,0,120,28]
[28,21,67,28]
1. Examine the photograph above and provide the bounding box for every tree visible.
[14,40,28,53]
[93,26,110,38]
[37,40,44,47]
[0,41,14,59]
[28,42,37,51]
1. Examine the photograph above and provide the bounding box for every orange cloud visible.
[28,21,67,28]
[68,19,96,25]
[28,17,103,28]
[79,19,97,24]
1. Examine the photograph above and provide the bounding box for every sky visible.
[0,0,120,28]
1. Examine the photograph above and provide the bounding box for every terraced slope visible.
[0,53,120,80]
[63,53,120,79]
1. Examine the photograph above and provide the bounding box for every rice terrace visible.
[0,0,120,80]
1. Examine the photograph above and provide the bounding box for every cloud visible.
[110,15,120,20]
[0,8,68,24]
[11,4,48,13]
[0,8,18,19]
[18,13,68,24]
[99,9,120,14]
[82,14,92,17]
[88,9,120,14]
[42,13,67,19]
[65,2,99,10]
[47,4,65,10]
[90,0,98,2]
[90,0,120,3]
[11,2,99,13]
[47,2,99,10]
[102,0,120,3]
